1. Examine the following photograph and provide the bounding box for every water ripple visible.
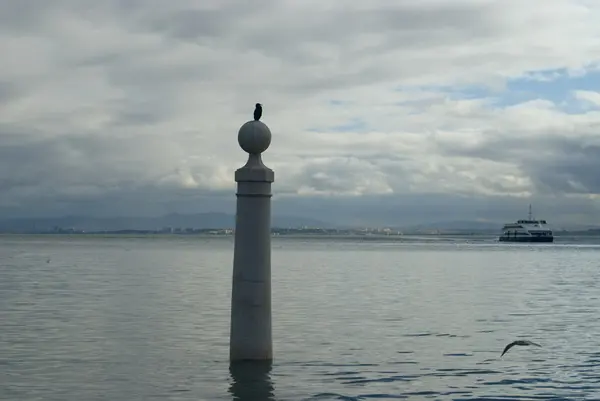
[2,236,600,400]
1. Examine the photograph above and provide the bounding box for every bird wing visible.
[501,341,517,357]
[501,340,542,357]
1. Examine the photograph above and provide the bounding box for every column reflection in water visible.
[228,361,275,401]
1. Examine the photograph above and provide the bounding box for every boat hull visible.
[499,236,553,243]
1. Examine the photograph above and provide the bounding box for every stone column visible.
[229,119,274,362]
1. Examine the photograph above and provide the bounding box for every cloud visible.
[1,0,600,225]
[573,90,600,108]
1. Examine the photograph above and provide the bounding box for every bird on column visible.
[254,103,262,121]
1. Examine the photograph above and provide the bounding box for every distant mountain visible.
[0,214,596,234]
[272,215,335,228]
[402,220,600,233]
[402,220,501,232]
[0,213,336,233]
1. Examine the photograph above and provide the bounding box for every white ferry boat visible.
[498,205,553,243]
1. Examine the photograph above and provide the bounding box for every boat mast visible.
[528,204,532,220]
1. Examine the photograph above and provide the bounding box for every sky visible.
[1,0,600,227]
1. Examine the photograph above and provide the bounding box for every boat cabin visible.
[516,220,547,225]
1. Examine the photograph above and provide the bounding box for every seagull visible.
[501,340,542,357]
[253,103,262,121]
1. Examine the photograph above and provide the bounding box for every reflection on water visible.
[229,361,274,401]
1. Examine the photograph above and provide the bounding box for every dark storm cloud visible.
[225,2,500,55]
[0,185,234,219]
[141,0,276,41]
[1,0,600,225]
[273,192,600,228]
[436,131,600,195]
[0,0,55,33]
[0,127,224,211]
[0,81,21,104]
[0,132,234,219]
[130,0,506,94]
[527,138,600,194]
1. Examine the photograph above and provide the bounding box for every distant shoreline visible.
[1,230,599,239]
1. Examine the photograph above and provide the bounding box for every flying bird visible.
[253,103,262,121]
[501,340,542,357]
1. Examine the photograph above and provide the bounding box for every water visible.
[1,235,600,400]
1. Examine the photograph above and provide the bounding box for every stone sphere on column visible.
[238,120,272,154]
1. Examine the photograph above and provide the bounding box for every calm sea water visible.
[2,235,600,400]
